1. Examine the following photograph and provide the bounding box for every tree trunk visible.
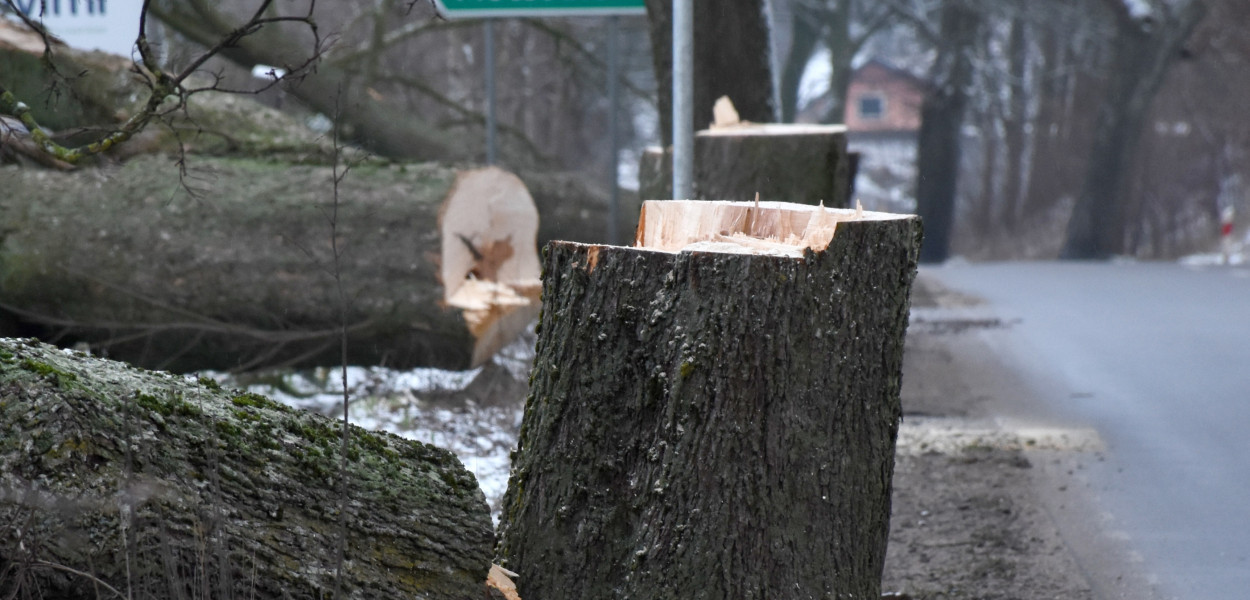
[777,4,820,123]
[496,200,922,600]
[638,145,674,201]
[0,156,540,372]
[1060,0,1206,259]
[146,1,467,163]
[696,124,850,207]
[645,0,776,147]
[0,337,494,600]
[915,2,980,264]
[638,124,851,208]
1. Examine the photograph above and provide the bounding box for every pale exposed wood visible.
[486,564,522,600]
[710,95,743,129]
[439,167,543,365]
[696,122,847,137]
[634,198,901,257]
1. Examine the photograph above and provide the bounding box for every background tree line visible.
[3,0,1241,261]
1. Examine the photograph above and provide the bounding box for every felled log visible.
[637,124,851,208]
[0,154,540,372]
[0,336,494,599]
[496,200,922,599]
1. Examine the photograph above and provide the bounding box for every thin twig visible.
[329,86,352,600]
[29,561,129,600]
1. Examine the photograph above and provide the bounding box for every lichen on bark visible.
[0,337,493,600]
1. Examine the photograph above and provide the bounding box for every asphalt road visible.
[922,261,1250,600]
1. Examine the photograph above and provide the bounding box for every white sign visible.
[8,0,142,58]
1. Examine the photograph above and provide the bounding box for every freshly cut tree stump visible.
[0,337,494,599]
[496,200,922,599]
[638,124,851,208]
[0,155,540,371]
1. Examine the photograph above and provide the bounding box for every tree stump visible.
[496,200,922,599]
[0,155,540,372]
[0,337,494,599]
[638,124,851,208]
[696,124,850,207]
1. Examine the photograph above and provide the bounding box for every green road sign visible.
[434,0,646,18]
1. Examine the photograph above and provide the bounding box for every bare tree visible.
[644,0,775,145]
[910,0,981,263]
[1061,0,1206,258]
[774,0,893,123]
[0,0,322,165]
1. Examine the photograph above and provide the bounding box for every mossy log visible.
[496,200,922,599]
[0,155,540,372]
[638,124,851,208]
[0,336,494,599]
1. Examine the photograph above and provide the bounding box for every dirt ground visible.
[881,274,1103,600]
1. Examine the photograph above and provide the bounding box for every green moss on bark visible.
[0,337,493,600]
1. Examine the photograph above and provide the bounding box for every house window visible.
[858,94,885,120]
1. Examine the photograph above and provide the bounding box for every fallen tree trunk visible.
[0,155,540,372]
[496,200,922,599]
[638,124,851,208]
[0,336,494,599]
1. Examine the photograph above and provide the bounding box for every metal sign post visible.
[435,0,645,241]
[672,0,693,200]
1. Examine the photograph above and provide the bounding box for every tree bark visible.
[777,4,820,123]
[0,155,540,372]
[638,124,851,208]
[0,336,494,600]
[644,0,776,147]
[496,200,921,600]
[914,2,980,264]
[1060,0,1206,259]
[696,124,850,207]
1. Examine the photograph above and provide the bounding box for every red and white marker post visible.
[1220,205,1236,265]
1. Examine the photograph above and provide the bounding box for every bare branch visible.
[0,0,324,165]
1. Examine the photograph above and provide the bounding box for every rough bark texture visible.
[915,3,980,264]
[644,0,777,147]
[0,155,539,372]
[638,145,674,201]
[0,337,493,599]
[696,125,850,207]
[639,125,850,207]
[496,214,922,599]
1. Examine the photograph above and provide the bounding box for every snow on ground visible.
[206,327,535,522]
[203,238,1248,523]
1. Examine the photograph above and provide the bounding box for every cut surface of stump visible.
[636,198,876,256]
[497,199,922,600]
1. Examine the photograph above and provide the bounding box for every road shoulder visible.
[882,273,1162,600]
